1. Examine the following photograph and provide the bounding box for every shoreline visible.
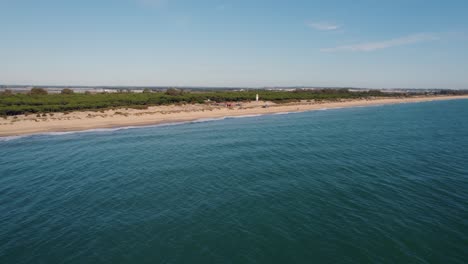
[1,95,468,138]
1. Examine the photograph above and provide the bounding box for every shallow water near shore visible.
[1,99,468,263]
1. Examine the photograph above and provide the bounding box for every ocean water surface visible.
[1,100,468,263]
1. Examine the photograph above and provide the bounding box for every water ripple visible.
[1,100,468,263]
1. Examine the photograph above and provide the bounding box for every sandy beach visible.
[1,95,467,137]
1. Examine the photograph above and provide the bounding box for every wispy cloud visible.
[307,22,340,31]
[321,33,439,52]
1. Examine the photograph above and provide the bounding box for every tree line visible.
[0,88,462,116]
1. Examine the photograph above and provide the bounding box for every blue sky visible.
[1,0,468,88]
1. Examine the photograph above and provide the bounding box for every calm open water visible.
[1,100,468,263]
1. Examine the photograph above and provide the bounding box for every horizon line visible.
[0,84,465,90]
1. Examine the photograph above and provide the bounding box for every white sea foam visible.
[0,135,29,142]
[0,114,266,141]
[0,108,364,142]
[272,112,293,115]
[189,117,228,123]
[231,114,263,118]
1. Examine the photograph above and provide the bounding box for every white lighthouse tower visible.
[256,93,259,102]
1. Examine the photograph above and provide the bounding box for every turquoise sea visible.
[1,99,468,263]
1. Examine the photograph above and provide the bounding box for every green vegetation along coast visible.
[2,88,465,117]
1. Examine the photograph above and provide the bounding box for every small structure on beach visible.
[256,94,259,102]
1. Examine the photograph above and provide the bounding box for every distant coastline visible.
[1,95,468,137]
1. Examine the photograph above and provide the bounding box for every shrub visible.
[61,88,74,95]
[30,88,48,95]
[1,89,13,96]
[165,88,183,96]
